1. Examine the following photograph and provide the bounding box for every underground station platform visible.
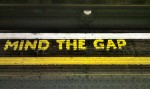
[0,0,150,89]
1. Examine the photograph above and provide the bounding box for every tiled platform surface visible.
[0,65,149,89]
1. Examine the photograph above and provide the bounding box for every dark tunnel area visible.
[0,0,150,5]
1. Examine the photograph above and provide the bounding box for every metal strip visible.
[0,33,150,39]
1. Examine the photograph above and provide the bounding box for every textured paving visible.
[0,74,150,89]
[0,65,149,89]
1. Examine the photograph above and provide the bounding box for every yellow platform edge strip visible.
[0,57,150,65]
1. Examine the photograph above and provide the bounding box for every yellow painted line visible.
[0,57,150,65]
